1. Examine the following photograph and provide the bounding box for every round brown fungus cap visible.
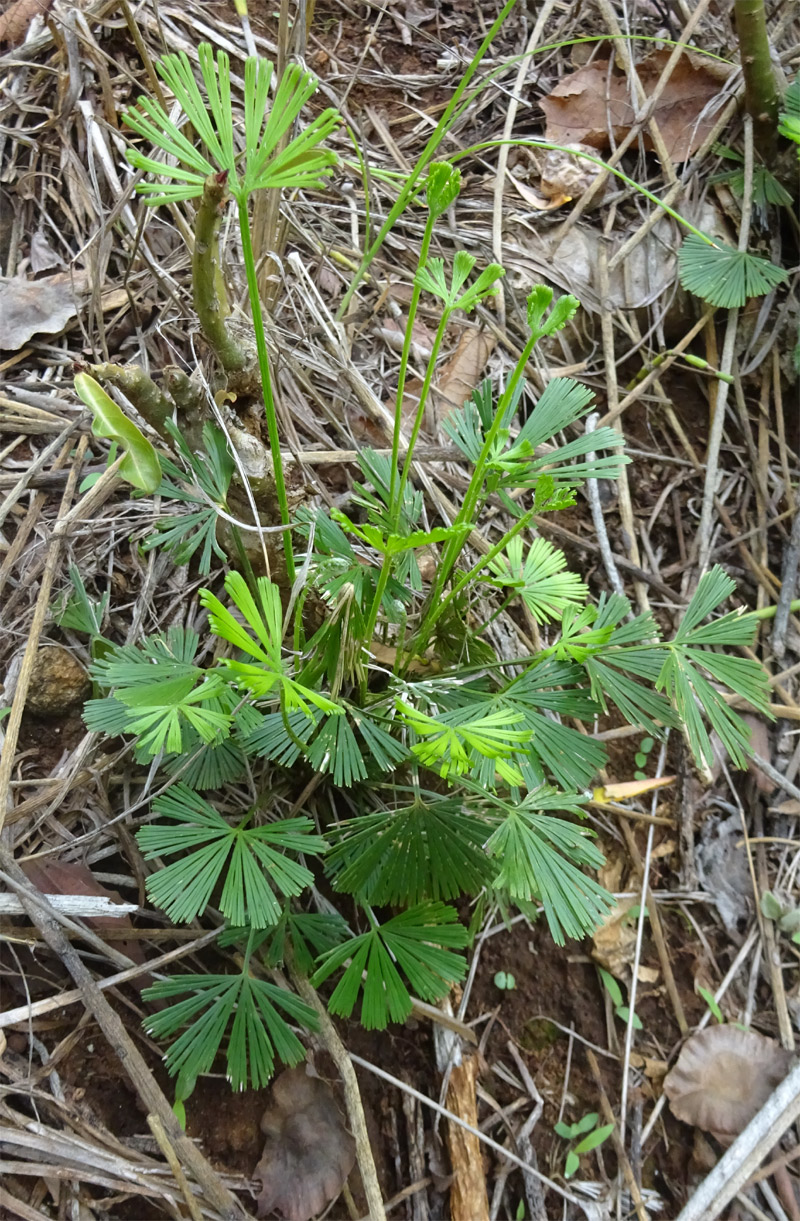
[663,1026,793,1145]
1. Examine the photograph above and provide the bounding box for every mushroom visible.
[663,1026,793,1144]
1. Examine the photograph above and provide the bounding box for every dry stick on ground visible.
[0,855,245,1218]
[618,819,689,1036]
[595,0,678,185]
[0,449,243,1218]
[772,506,800,661]
[490,0,561,328]
[287,965,387,1221]
[0,929,221,1029]
[753,802,796,1052]
[349,1053,597,1219]
[584,410,626,599]
[584,1048,648,1221]
[0,431,77,602]
[619,746,666,1165]
[596,309,713,429]
[598,233,650,617]
[505,1041,547,1221]
[0,438,88,837]
[147,1114,205,1221]
[694,113,755,576]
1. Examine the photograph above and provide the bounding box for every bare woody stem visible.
[734,0,779,165]
[193,174,251,374]
[89,362,175,442]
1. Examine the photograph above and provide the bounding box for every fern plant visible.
[67,42,775,1094]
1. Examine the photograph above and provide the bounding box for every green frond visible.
[312,903,468,1030]
[779,73,800,154]
[143,423,234,575]
[163,736,248,789]
[584,657,678,736]
[137,783,325,927]
[397,701,530,781]
[678,235,788,308]
[327,798,493,904]
[306,713,368,787]
[515,377,594,450]
[201,572,341,715]
[484,789,613,944]
[123,43,337,205]
[486,536,588,623]
[54,565,109,636]
[260,909,351,973]
[143,969,317,1090]
[522,712,608,791]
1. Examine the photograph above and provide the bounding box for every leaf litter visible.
[0,0,799,1219]
[540,50,732,163]
[254,1066,356,1221]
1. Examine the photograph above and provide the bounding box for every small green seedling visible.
[598,967,642,1030]
[634,736,655,781]
[761,891,800,943]
[697,985,725,1023]
[554,1112,615,1179]
[172,1069,197,1130]
[494,970,516,990]
[54,565,110,639]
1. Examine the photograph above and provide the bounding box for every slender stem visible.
[362,308,450,679]
[335,0,518,320]
[387,209,439,524]
[410,503,539,661]
[734,0,779,165]
[451,139,721,245]
[237,194,295,583]
[423,332,539,624]
[360,557,394,698]
[394,308,451,518]
[194,176,250,374]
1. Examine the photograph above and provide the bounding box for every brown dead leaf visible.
[255,1066,355,1221]
[0,271,89,350]
[540,143,605,201]
[540,51,731,164]
[428,327,495,434]
[664,1027,792,1144]
[592,900,637,978]
[0,0,52,45]
[19,859,146,972]
[30,231,65,274]
[507,174,569,211]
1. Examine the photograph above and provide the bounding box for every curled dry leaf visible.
[0,0,52,45]
[30,230,65,274]
[428,327,496,434]
[0,270,88,350]
[663,1026,793,1144]
[591,900,637,978]
[254,1066,356,1221]
[539,51,731,164]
